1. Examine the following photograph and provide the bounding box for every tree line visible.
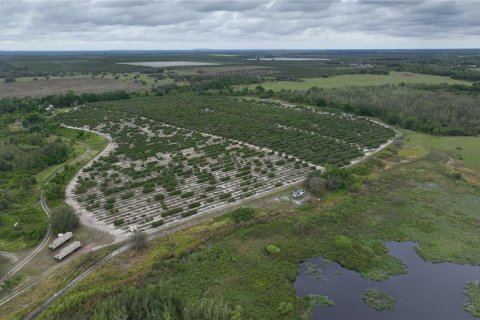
[263,85,480,136]
[0,90,132,115]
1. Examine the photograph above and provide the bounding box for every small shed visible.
[54,241,81,261]
[48,232,74,250]
[292,189,305,198]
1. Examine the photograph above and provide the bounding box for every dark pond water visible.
[295,241,480,320]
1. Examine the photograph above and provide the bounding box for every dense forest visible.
[0,90,132,115]
[0,110,71,248]
[0,113,69,197]
[268,85,480,136]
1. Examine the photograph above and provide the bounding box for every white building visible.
[292,189,305,198]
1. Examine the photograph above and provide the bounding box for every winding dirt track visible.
[0,196,51,286]
[0,141,92,307]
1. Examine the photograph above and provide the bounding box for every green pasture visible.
[402,129,480,171]
[241,72,472,91]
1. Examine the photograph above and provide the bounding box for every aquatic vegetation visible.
[361,289,396,311]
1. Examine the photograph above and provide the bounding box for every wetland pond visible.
[295,241,480,319]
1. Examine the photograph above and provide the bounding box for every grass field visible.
[241,72,472,91]
[4,130,478,320]
[401,130,480,171]
[171,65,271,76]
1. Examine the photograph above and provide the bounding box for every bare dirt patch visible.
[0,78,145,98]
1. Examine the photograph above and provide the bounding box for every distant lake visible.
[295,241,480,320]
[247,57,330,61]
[118,61,218,67]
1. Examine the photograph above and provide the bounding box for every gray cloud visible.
[0,0,479,50]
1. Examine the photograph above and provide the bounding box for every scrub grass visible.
[4,133,480,320]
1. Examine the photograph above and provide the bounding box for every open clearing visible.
[0,78,146,98]
[241,71,471,91]
[401,130,480,171]
[171,65,272,76]
[55,95,394,236]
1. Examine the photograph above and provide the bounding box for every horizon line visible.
[1,48,480,53]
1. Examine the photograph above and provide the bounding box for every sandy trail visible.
[0,251,18,264]
[62,125,128,243]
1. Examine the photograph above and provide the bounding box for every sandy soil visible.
[63,125,128,243]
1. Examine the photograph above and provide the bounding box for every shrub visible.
[130,231,147,251]
[449,171,462,180]
[163,207,183,217]
[121,191,134,199]
[265,244,281,255]
[104,202,114,210]
[151,220,164,228]
[205,185,216,192]
[231,207,255,223]
[181,191,194,198]
[142,185,155,193]
[218,192,231,199]
[181,210,198,218]
[113,218,124,226]
[277,302,293,316]
[188,202,201,209]
[293,218,312,235]
[304,176,327,196]
[309,166,354,191]
[153,193,165,201]
[51,206,80,233]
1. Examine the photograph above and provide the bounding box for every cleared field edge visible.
[0,78,146,98]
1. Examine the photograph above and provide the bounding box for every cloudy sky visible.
[1,0,479,50]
